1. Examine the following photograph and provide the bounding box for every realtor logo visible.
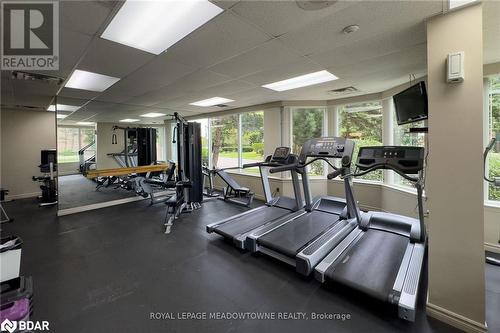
[1,1,59,70]
[0,319,17,333]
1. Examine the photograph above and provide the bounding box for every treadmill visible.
[246,137,361,276]
[315,146,427,322]
[206,147,304,249]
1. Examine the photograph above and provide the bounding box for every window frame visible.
[336,100,384,183]
[289,106,328,178]
[57,125,95,164]
[187,111,265,173]
[485,75,500,204]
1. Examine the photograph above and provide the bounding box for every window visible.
[393,120,426,187]
[211,114,239,168]
[339,102,383,181]
[488,75,500,201]
[291,108,326,176]
[241,111,264,173]
[57,126,95,163]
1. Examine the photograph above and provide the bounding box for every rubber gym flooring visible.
[2,198,498,333]
[58,174,137,210]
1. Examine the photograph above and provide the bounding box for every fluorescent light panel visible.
[120,119,140,123]
[449,0,477,9]
[141,112,166,118]
[47,104,80,112]
[76,122,94,126]
[56,114,67,119]
[190,97,234,107]
[65,70,120,92]
[262,70,338,92]
[101,0,223,55]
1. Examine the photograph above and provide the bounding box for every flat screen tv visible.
[394,81,428,125]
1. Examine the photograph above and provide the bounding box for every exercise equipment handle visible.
[484,137,498,183]
[242,162,261,168]
[269,163,297,174]
[327,169,343,180]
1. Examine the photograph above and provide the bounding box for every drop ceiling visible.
[1,0,499,125]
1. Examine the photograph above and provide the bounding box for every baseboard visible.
[4,192,41,200]
[426,302,487,333]
[485,242,500,254]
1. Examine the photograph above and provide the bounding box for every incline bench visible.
[216,169,254,207]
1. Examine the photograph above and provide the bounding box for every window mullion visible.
[238,114,242,168]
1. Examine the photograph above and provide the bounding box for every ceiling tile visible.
[60,0,115,36]
[133,69,232,107]
[166,11,271,68]
[100,53,196,97]
[78,38,155,78]
[278,1,442,56]
[231,0,355,37]
[209,40,304,78]
[331,43,427,79]
[238,59,323,86]
[58,87,101,100]
[210,0,240,10]
[308,23,426,71]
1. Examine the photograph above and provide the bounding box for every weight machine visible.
[32,150,58,207]
[163,113,203,234]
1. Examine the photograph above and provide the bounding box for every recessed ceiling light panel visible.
[56,114,67,119]
[140,113,166,118]
[76,122,95,126]
[190,97,234,107]
[65,70,120,92]
[101,0,223,55]
[120,119,140,123]
[262,70,338,91]
[449,0,477,9]
[47,104,80,112]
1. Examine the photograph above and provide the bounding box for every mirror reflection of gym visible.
[55,101,170,212]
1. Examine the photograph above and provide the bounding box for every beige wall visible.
[263,107,282,156]
[95,122,125,169]
[426,4,486,330]
[0,108,56,198]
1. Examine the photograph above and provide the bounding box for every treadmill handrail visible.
[343,164,426,243]
[344,165,419,183]
[269,157,338,174]
[243,161,292,169]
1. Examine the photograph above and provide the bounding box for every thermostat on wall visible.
[447,51,464,83]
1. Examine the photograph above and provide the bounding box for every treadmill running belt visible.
[325,229,408,302]
[257,211,339,258]
[215,207,290,239]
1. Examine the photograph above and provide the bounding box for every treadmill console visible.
[299,137,355,166]
[356,146,424,174]
[271,147,291,162]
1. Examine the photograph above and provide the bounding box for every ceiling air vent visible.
[1,104,45,111]
[328,86,359,96]
[296,1,337,11]
[11,71,64,85]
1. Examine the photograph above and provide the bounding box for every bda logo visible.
[1,1,59,70]
[0,319,17,333]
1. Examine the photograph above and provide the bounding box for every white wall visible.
[0,108,56,198]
